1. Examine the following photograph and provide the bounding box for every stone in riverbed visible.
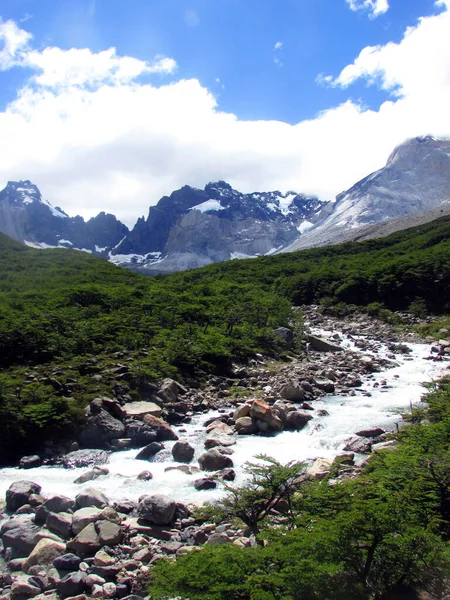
[285,410,313,431]
[63,450,110,469]
[172,441,195,463]
[233,404,250,421]
[355,427,385,438]
[11,577,42,597]
[57,571,87,598]
[1,520,41,557]
[137,470,153,480]
[137,494,177,525]
[72,507,102,535]
[306,334,343,353]
[96,520,122,546]
[249,399,283,431]
[280,384,304,403]
[204,430,236,449]
[22,538,66,573]
[53,553,81,571]
[6,481,42,512]
[142,414,179,441]
[46,512,73,539]
[122,401,162,418]
[198,448,234,471]
[135,442,164,460]
[194,478,217,491]
[73,467,109,485]
[19,455,42,469]
[67,523,101,556]
[343,436,373,454]
[235,417,256,435]
[75,488,109,509]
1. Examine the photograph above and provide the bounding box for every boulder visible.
[233,404,250,421]
[122,401,162,419]
[306,334,343,353]
[53,553,81,571]
[280,384,304,403]
[73,467,109,485]
[249,399,283,431]
[75,488,109,509]
[198,448,234,471]
[285,410,313,431]
[172,441,195,463]
[314,379,335,393]
[204,430,236,449]
[194,478,217,491]
[6,481,42,512]
[1,520,41,557]
[23,538,66,573]
[343,436,373,454]
[273,327,294,347]
[355,427,385,438]
[66,522,101,556]
[137,470,153,480]
[158,378,187,403]
[10,577,42,597]
[235,417,256,435]
[96,521,122,546]
[307,458,333,479]
[205,420,233,435]
[46,512,73,539]
[63,450,110,469]
[135,442,165,460]
[57,571,87,598]
[137,494,177,525]
[19,455,42,469]
[72,507,102,535]
[125,421,158,447]
[142,415,179,441]
[79,409,126,448]
[43,495,75,514]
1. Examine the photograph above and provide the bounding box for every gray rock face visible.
[6,481,42,512]
[137,494,178,525]
[63,449,110,468]
[79,409,126,448]
[283,136,450,252]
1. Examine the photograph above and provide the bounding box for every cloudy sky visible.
[0,0,449,226]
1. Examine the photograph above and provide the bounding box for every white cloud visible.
[274,41,283,50]
[0,7,450,227]
[0,18,32,69]
[346,0,389,18]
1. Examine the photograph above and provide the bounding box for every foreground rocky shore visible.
[1,306,449,599]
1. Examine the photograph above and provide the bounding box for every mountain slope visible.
[282,136,450,252]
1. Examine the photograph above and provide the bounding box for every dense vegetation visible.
[149,378,450,599]
[0,215,449,461]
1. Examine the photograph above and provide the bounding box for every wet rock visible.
[53,553,81,571]
[355,427,385,438]
[233,404,250,421]
[194,478,217,491]
[73,467,109,485]
[280,384,304,402]
[205,420,233,435]
[67,523,101,556]
[235,417,256,435]
[165,465,200,475]
[19,455,42,470]
[285,410,313,431]
[1,520,41,557]
[63,450,110,469]
[137,470,153,481]
[249,399,283,431]
[6,481,42,512]
[198,448,234,471]
[72,507,102,535]
[23,538,66,574]
[75,489,109,510]
[214,468,236,482]
[135,442,164,460]
[113,500,136,514]
[46,512,73,539]
[137,494,177,525]
[125,421,158,446]
[204,430,236,449]
[172,441,195,463]
[57,571,87,598]
[96,521,122,546]
[142,415,179,441]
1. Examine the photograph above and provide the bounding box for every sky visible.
[0,0,449,226]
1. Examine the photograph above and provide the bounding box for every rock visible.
[103,582,117,598]
[19,455,42,470]
[125,421,158,447]
[273,327,294,347]
[194,478,217,491]
[75,489,109,509]
[72,507,102,535]
[11,577,42,597]
[215,468,236,482]
[57,571,87,598]
[285,410,313,431]
[94,550,115,567]
[113,500,136,514]
[235,417,256,435]
[249,399,283,431]
[307,458,333,479]
[198,448,234,471]
[23,538,66,573]
[165,465,200,475]
[63,450,110,469]
[233,404,250,421]
[44,495,75,514]
[135,442,164,460]
[142,414,179,441]
[314,379,335,393]
[6,481,42,512]
[80,409,126,449]
[206,533,231,546]
[280,384,304,402]
[95,520,122,546]
[122,401,162,419]
[46,512,73,539]
[371,441,396,452]
[73,467,109,485]
[355,427,385,438]
[306,334,343,352]
[1,520,41,557]
[343,436,373,453]
[67,523,101,556]
[137,470,153,481]
[53,553,81,571]
[205,420,233,434]
[158,378,185,403]
[204,430,236,449]
[172,441,195,463]
[137,495,177,525]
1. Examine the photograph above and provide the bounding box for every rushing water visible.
[0,332,447,506]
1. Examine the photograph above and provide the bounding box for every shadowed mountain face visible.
[0,180,129,256]
[282,136,450,252]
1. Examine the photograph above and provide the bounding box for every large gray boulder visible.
[72,507,102,535]
[198,448,234,471]
[135,442,164,460]
[79,409,126,448]
[122,401,162,418]
[75,488,109,509]
[137,494,177,525]
[172,441,195,463]
[273,327,294,347]
[285,410,313,431]
[22,538,66,573]
[204,430,236,449]
[306,334,343,353]
[280,384,304,402]
[63,449,110,468]
[66,522,101,556]
[6,481,42,512]
[1,520,41,557]
[46,512,73,539]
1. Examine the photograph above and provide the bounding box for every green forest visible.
[0,215,449,461]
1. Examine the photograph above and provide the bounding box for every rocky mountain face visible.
[112,181,328,273]
[282,136,450,252]
[0,181,129,256]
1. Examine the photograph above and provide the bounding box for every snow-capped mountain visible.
[0,180,129,256]
[282,136,450,252]
[112,181,329,273]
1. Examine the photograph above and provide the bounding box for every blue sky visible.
[0,0,449,224]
